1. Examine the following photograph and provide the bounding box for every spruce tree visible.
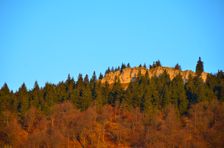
[98,73,104,80]
[75,74,92,111]
[157,71,171,108]
[141,87,153,113]
[148,76,160,108]
[0,83,11,112]
[156,60,161,67]
[43,83,56,113]
[101,81,110,104]
[90,71,97,99]
[65,74,75,100]
[174,63,181,70]
[17,83,29,114]
[105,67,111,75]
[217,71,224,101]
[95,82,106,111]
[171,74,188,114]
[56,82,67,102]
[108,77,124,107]
[185,74,197,103]
[121,63,126,70]
[196,57,204,75]
[30,81,42,109]
[122,83,133,110]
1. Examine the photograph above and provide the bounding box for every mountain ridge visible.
[101,66,208,86]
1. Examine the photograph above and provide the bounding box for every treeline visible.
[104,60,161,74]
[0,58,223,115]
[0,58,224,147]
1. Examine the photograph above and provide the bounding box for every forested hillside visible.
[0,58,224,147]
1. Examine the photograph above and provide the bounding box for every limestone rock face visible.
[101,66,208,85]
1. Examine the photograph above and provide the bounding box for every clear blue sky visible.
[1,0,224,91]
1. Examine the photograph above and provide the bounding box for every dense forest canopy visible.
[0,58,224,147]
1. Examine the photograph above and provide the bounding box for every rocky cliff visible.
[101,66,208,85]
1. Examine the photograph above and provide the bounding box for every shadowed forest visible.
[0,58,224,147]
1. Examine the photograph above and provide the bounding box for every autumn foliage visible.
[0,59,224,147]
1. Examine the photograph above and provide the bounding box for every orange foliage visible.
[0,101,223,147]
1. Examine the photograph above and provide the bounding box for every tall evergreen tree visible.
[121,63,126,70]
[185,75,197,103]
[90,71,97,99]
[108,77,124,107]
[0,83,11,112]
[101,81,110,105]
[98,73,104,80]
[17,83,29,114]
[56,82,67,102]
[171,74,188,114]
[196,57,204,75]
[214,70,224,101]
[105,67,111,75]
[30,81,43,110]
[156,60,161,67]
[95,82,106,111]
[76,74,92,111]
[43,83,56,113]
[128,70,145,109]
[141,86,154,113]
[174,63,181,70]
[147,76,160,108]
[157,71,171,108]
[65,74,75,100]
[150,60,162,68]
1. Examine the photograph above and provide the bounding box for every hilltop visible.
[0,58,224,147]
[101,66,208,86]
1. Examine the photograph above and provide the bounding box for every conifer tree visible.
[147,76,160,108]
[141,87,153,113]
[121,63,126,70]
[95,82,105,110]
[90,71,97,99]
[196,57,204,75]
[30,81,43,110]
[98,73,104,80]
[65,74,75,100]
[123,81,133,110]
[105,67,111,75]
[174,63,181,70]
[130,74,144,109]
[108,77,124,107]
[17,83,29,114]
[171,74,188,114]
[101,81,110,104]
[43,83,56,113]
[216,71,224,101]
[185,74,197,103]
[76,74,92,111]
[0,83,11,112]
[194,77,207,102]
[56,82,67,102]
[161,85,171,108]
[156,60,161,67]
[157,71,171,108]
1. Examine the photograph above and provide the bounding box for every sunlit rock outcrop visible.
[101,66,208,85]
